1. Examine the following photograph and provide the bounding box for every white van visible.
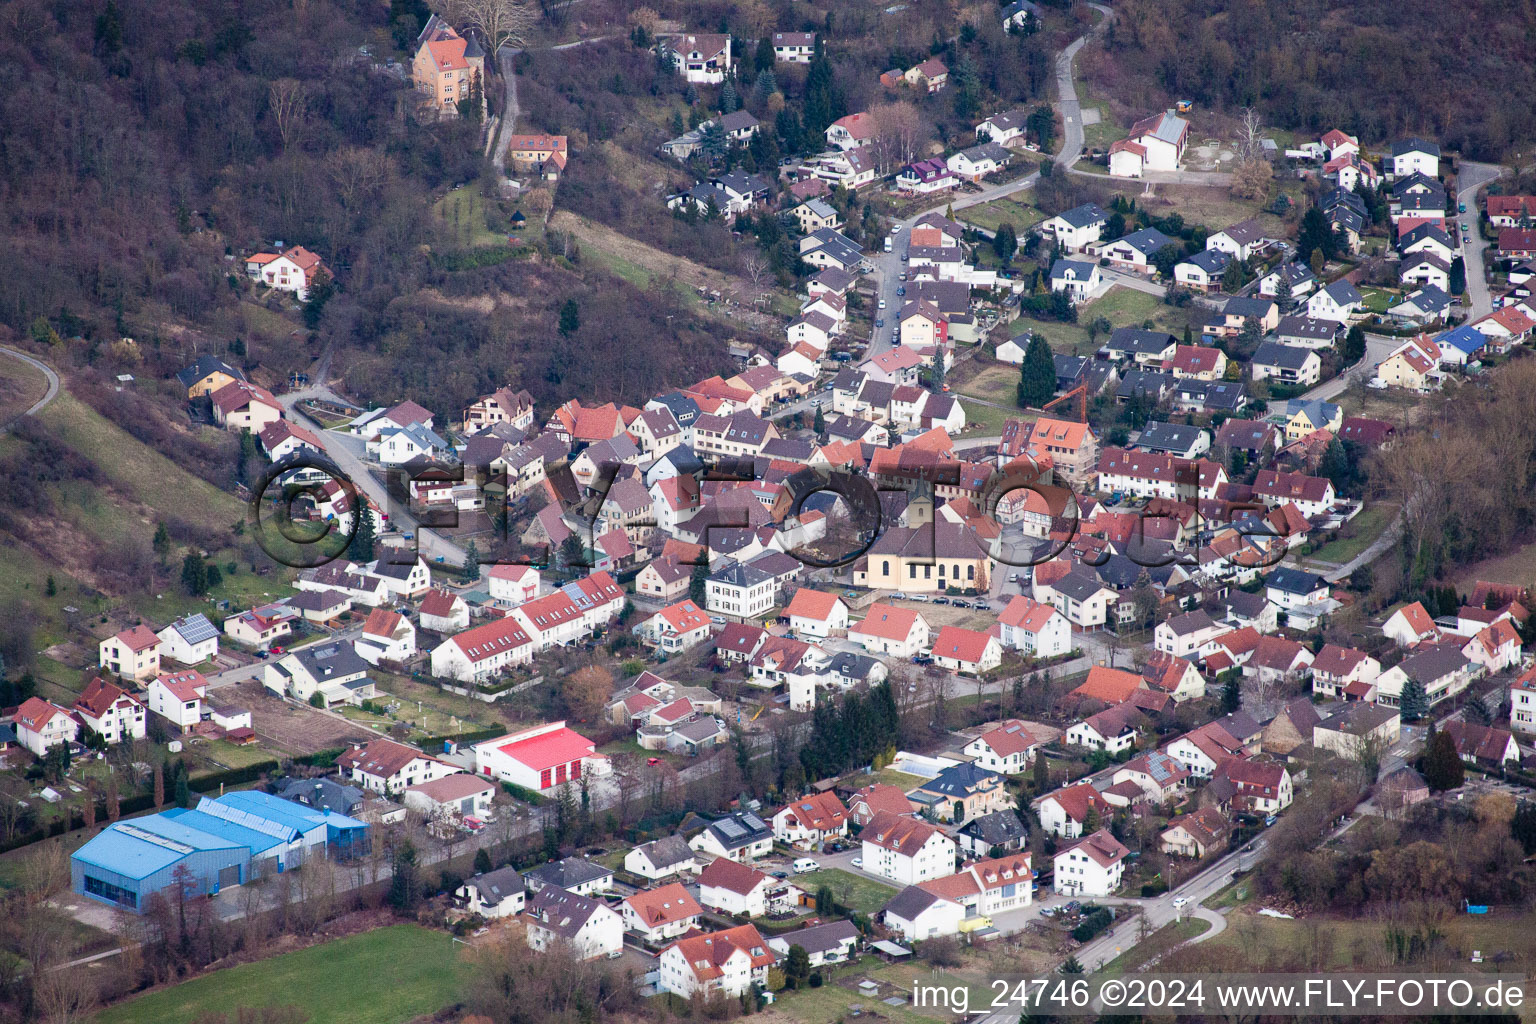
[793,857,820,874]
[883,237,893,252]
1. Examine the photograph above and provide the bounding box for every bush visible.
[1071,906,1113,943]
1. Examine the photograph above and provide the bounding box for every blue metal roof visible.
[73,816,244,880]
[161,808,285,855]
[1435,325,1485,354]
[219,788,368,833]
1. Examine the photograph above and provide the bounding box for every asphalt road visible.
[278,385,468,566]
[1456,160,1505,320]
[864,4,1113,362]
[1298,331,1401,401]
[0,344,60,429]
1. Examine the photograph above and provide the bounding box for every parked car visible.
[850,857,863,868]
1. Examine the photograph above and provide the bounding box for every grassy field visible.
[1194,909,1536,972]
[1080,106,1126,153]
[955,364,1021,406]
[93,925,467,1024]
[959,399,1014,436]
[1103,916,1210,974]
[1359,285,1398,313]
[1305,502,1399,566]
[1109,183,1291,238]
[1011,285,1187,360]
[794,868,898,915]
[434,189,506,248]
[959,197,1044,234]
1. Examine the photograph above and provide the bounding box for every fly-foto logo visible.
[248,450,1289,574]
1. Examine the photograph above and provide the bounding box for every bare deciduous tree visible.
[327,147,393,212]
[441,0,538,55]
[268,79,309,155]
[1230,107,1272,200]
[868,102,932,175]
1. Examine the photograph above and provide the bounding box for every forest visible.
[1089,0,1536,161]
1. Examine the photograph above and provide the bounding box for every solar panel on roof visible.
[716,819,746,839]
[195,797,296,842]
[118,823,194,855]
[173,615,219,644]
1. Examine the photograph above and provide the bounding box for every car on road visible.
[899,272,907,281]
[1459,201,1467,213]
[875,318,884,327]
[1461,222,1469,234]
[1008,573,1019,583]
[878,299,887,309]
[1172,896,1188,908]
[850,857,862,868]
[709,615,726,624]
[896,286,906,296]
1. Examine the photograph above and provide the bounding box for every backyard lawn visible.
[1305,502,1399,566]
[93,925,467,1024]
[958,197,1044,235]
[955,364,1020,406]
[958,399,1014,436]
[795,869,898,915]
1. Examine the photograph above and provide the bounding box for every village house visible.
[336,737,457,795]
[658,924,776,1000]
[667,33,731,84]
[847,604,931,658]
[146,669,207,732]
[13,698,78,757]
[245,245,330,301]
[929,626,1002,676]
[98,625,162,683]
[1052,829,1129,896]
[860,810,958,885]
[403,773,495,824]
[522,889,623,960]
[622,882,703,944]
[456,866,525,919]
[771,791,849,850]
[210,380,283,434]
[881,886,965,942]
[412,16,485,118]
[72,678,146,745]
[963,719,1057,774]
[1036,781,1113,838]
[625,836,698,880]
[1160,806,1232,858]
[1109,110,1189,177]
[690,810,775,862]
[1040,203,1108,252]
[695,857,781,917]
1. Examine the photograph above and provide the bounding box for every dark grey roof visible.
[1390,172,1444,198]
[1252,341,1317,371]
[1054,202,1108,229]
[277,776,364,814]
[746,550,800,578]
[1054,571,1109,601]
[708,560,774,589]
[525,888,606,938]
[884,884,942,919]
[1224,296,1276,320]
[1276,316,1341,342]
[1320,278,1364,304]
[1326,205,1365,233]
[826,650,882,681]
[1215,710,1262,739]
[716,110,761,134]
[632,835,694,871]
[1398,223,1454,251]
[1178,380,1246,411]
[1391,137,1440,158]
[1115,226,1176,255]
[1182,249,1231,274]
[704,811,773,850]
[1223,588,1270,619]
[959,809,1029,845]
[650,392,702,427]
[294,642,369,680]
[1320,188,1367,216]
[177,354,245,389]
[919,762,1002,797]
[773,918,859,955]
[1394,647,1470,684]
[1265,567,1328,595]
[1108,327,1178,355]
[1396,285,1452,313]
[1051,258,1098,281]
[524,856,612,891]
[1117,370,1176,400]
[471,865,525,901]
[1137,421,1205,454]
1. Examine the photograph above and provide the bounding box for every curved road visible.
[0,345,60,430]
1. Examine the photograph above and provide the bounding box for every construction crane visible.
[1041,384,1088,423]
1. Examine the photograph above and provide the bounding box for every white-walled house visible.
[962,719,1056,774]
[996,597,1071,657]
[522,889,623,960]
[1052,829,1128,897]
[14,698,79,757]
[147,670,207,731]
[156,614,219,666]
[456,866,525,919]
[860,810,957,885]
[658,924,776,1000]
[625,836,699,880]
[622,882,703,943]
[72,679,146,745]
[881,886,965,942]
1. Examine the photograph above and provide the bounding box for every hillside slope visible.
[1089,0,1536,159]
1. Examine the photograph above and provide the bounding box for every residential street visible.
[865,4,1113,362]
[277,385,468,566]
[1456,160,1505,320]
[1298,331,1400,401]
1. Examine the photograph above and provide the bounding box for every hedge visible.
[291,747,346,768]
[500,780,546,806]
